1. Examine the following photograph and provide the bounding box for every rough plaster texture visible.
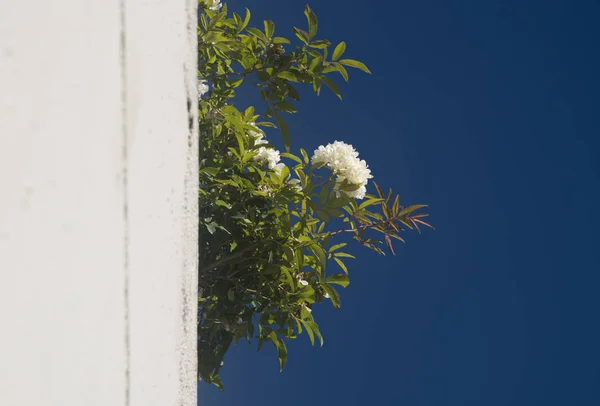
[0,1,198,405]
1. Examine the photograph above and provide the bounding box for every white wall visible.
[0,1,198,405]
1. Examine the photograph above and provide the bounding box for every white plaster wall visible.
[0,0,197,404]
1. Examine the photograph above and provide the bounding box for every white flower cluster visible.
[249,124,302,192]
[250,125,281,169]
[254,147,281,169]
[311,141,372,199]
[198,79,209,99]
[208,0,222,11]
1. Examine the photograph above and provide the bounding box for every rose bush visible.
[197,0,432,389]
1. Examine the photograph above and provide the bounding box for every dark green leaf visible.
[293,27,310,43]
[316,210,330,222]
[301,319,315,345]
[397,204,428,217]
[277,71,299,82]
[321,77,342,100]
[304,5,318,40]
[309,40,331,49]
[264,20,275,38]
[274,100,297,114]
[305,320,324,346]
[310,244,327,271]
[322,284,341,308]
[326,273,350,288]
[274,113,291,152]
[359,198,384,210]
[199,167,220,176]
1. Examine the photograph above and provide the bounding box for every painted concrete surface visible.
[125,0,198,405]
[0,0,197,404]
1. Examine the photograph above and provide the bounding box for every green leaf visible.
[228,77,243,88]
[273,100,297,114]
[310,244,327,272]
[304,5,318,40]
[264,20,275,39]
[359,198,384,210]
[210,375,224,391]
[240,8,251,32]
[324,207,344,218]
[233,12,242,29]
[277,71,299,82]
[305,320,324,346]
[301,319,315,345]
[334,252,355,259]
[295,248,305,270]
[280,152,303,164]
[300,148,310,164]
[256,70,270,82]
[319,185,329,205]
[234,133,245,155]
[326,273,350,288]
[293,27,310,44]
[321,77,342,100]
[255,121,277,128]
[316,210,330,222]
[268,332,287,372]
[333,257,348,274]
[274,113,291,152]
[215,200,231,209]
[332,41,346,61]
[247,27,268,43]
[243,105,255,120]
[329,243,347,252]
[309,55,323,73]
[339,59,371,74]
[199,167,219,176]
[227,288,235,301]
[204,223,216,234]
[312,77,323,95]
[332,62,349,82]
[397,204,428,217]
[273,36,291,44]
[322,284,341,308]
[308,40,331,49]
[296,285,315,300]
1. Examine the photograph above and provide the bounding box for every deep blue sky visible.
[199,1,600,405]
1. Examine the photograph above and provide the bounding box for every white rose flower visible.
[287,178,303,192]
[208,0,222,11]
[253,146,280,169]
[273,162,286,174]
[198,79,209,99]
[311,141,373,199]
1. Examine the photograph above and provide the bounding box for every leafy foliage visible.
[197,1,432,390]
